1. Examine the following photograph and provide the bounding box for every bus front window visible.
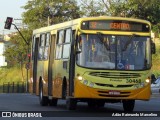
[76,34,151,70]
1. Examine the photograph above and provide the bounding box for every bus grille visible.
[89,72,140,78]
[95,83,134,88]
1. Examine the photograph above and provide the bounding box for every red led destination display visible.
[81,20,150,32]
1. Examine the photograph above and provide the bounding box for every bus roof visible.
[33,16,151,35]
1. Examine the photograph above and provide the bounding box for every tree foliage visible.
[22,0,81,29]
[4,29,32,67]
[80,0,107,17]
[102,0,160,32]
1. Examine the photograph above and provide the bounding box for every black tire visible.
[66,98,77,110]
[62,80,67,99]
[49,98,58,106]
[39,83,48,106]
[123,100,135,112]
[97,101,105,108]
[87,100,96,108]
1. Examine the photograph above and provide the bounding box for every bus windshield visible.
[76,34,151,70]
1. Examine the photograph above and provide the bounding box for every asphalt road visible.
[0,93,159,120]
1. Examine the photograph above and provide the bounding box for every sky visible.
[0,0,28,35]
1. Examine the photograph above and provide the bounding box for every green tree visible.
[102,0,160,32]
[79,0,128,17]
[22,0,81,29]
[4,29,32,67]
[80,0,107,17]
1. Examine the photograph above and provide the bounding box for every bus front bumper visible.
[74,80,151,100]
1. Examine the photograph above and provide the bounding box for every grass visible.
[152,38,160,77]
[0,67,27,85]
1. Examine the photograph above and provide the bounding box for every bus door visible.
[68,30,76,96]
[48,34,56,96]
[33,37,39,94]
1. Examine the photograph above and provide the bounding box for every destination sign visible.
[81,20,150,32]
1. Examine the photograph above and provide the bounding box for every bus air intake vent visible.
[95,83,134,88]
[89,72,140,78]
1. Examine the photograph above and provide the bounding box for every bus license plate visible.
[109,91,120,95]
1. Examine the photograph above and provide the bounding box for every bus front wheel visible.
[39,83,48,106]
[66,98,77,110]
[123,100,135,112]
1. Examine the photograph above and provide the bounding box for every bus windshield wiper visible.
[122,34,137,51]
[97,32,110,50]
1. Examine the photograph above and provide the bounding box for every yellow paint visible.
[74,80,150,100]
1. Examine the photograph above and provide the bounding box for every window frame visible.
[55,28,72,60]
[38,34,45,60]
[43,33,51,60]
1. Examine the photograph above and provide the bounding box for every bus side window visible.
[43,33,50,60]
[38,34,45,60]
[62,28,71,59]
[56,30,64,59]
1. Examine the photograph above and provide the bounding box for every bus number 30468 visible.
[126,79,141,83]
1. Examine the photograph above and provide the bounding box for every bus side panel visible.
[43,61,49,96]
[36,60,44,95]
[52,60,63,98]
[48,34,56,96]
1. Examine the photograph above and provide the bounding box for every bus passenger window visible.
[62,44,70,58]
[58,30,64,44]
[65,29,71,43]
[38,34,45,60]
[56,30,64,59]
[43,33,50,60]
[62,29,71,59]
[56,45,62,59]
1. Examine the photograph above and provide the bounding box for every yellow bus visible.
[29,16,155,112]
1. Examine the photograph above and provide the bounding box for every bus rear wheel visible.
[39,83,48,106]
[66,98,77,110]
[123,100,135,112]
[97,101,105,107]
[49,98,58,106]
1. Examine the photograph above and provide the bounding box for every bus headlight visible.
[145,78,150,83]
[77,76,83,81]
